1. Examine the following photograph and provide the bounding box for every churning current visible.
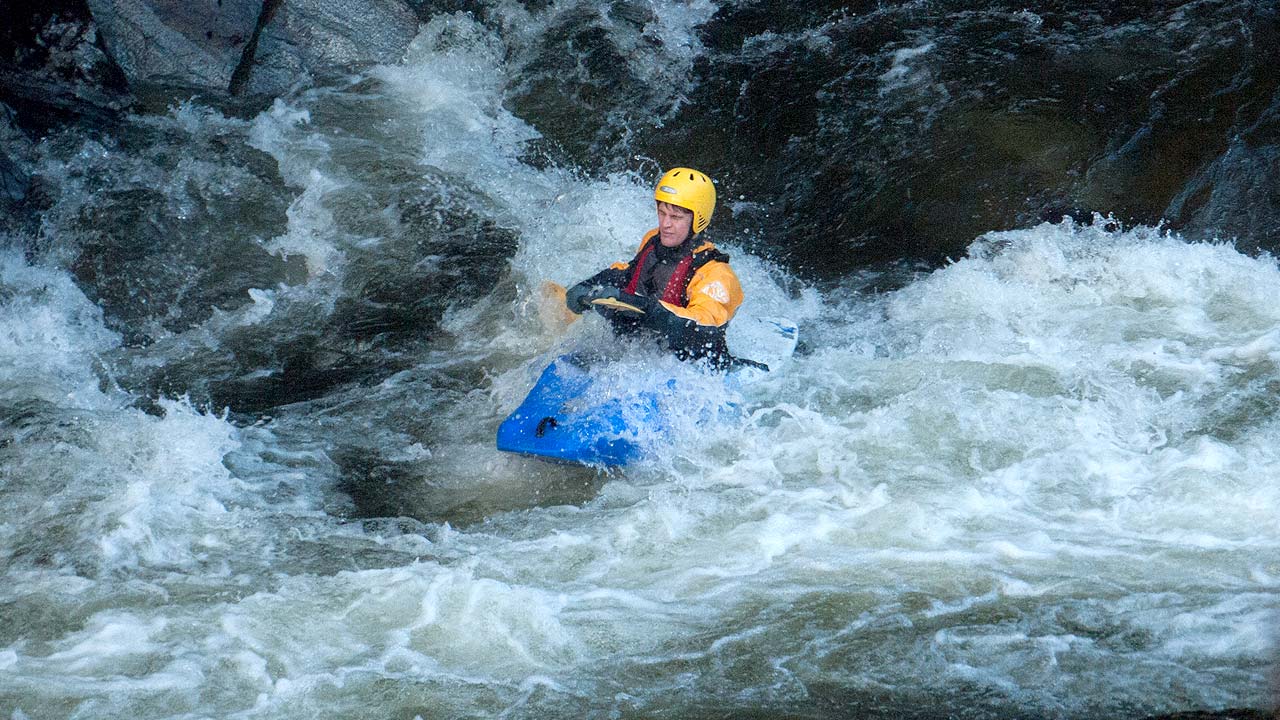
[1,3,1278,720]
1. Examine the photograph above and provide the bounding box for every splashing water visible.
[1,7,1277,720]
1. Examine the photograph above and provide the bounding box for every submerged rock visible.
[0,104,33,204]
[85,0,421,96]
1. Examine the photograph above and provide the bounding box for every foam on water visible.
[0,251,334,580]
[0,248,119,404]
[371,14,652,293]
[879,41,937,95]
[2,8,1278,720]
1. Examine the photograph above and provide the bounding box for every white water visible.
[2,11,1277,720]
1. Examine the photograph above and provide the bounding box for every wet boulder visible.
[85,0,421,96]
[1158,21,1280,253]
[245,0,423,94]
[0,2,130,131]
[84,0,258,92]
[1165,139,1280,255]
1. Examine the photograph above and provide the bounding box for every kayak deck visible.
[496,355,661,465]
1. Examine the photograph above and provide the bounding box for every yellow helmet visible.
[654,167,716,234]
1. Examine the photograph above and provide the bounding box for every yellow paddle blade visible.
[538,281,580,332]
[591,297,645,314]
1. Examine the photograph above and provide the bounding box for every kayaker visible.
[564,167,744,369]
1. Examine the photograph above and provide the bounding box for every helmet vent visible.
[659,185,678,194]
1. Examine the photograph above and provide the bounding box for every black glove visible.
[614,291,661,317]
[566,282,609,313]
[566,267,631,313]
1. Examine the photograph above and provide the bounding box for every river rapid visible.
[1,2,1278,719]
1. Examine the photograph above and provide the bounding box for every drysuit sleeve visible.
[611,290,735,366]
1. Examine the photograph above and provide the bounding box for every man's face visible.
[656,201,694,247]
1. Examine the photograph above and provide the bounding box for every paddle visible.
[537,281,579,334]
[538,281,645,336]
[590,297,645,314]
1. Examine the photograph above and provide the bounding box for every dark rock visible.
[23,107,295,347]
[0,104,34,204]
[1162,71,1280,253]
[0,1,131,132]
[0,153,26,203]
[228,0,283,96]
[530,1,1279,279]
[254,0,421,77]
[505,2,677,167]
[1142,710,1272,720]
[84,0,262,91]
[1166,140,1280,253]
[195,188,521,414]
[86,0,421,97]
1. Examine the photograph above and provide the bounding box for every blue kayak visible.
[496,316,797,466]
[496,354,667,465]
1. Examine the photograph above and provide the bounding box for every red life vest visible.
[623,236,728,306]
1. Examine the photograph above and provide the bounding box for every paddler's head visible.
[654,167,715,248]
